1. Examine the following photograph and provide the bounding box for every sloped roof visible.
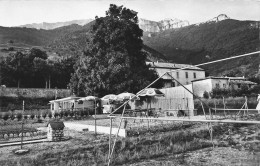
[49,96,81,103]
[47,121,65,130]
[146,62,204,71]
[230,80,257,85]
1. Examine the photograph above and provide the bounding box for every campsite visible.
[1,1,260,166]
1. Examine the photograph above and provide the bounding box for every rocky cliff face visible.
[139,18,189,32]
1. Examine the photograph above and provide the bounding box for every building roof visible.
[192,77,229,82]
[146,62,204,71]
[49,96,81,103]
[192,77,258,85]
[47,121,65,130]
[230,80,257,85]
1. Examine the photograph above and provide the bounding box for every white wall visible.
[192,78,229,97]
[154,68,205,86]
[135,85,195,116]
[192,79,213,98]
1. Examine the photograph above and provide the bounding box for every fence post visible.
[21,100,25,149]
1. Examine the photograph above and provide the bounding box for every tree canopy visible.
[0,48,75,88]
[70,4,160,97]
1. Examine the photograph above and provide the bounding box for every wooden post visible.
[200,102,207,120]
[108,117,112,161]
[214,99,217,118]
[94,99,97,136]
[245,96,248,116]
[108,104,127,166]
[21,100,24,149]
[223,97,226,118]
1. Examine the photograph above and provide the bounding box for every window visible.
[171,82,175,87]
[237,83,241,88]
[216,83,220,88]
[185,72,188,78]
[223,84,226,88]
[177,72,179,79]
[193,72,196,79]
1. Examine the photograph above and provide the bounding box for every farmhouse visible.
[146,61,205,88]
[192,76,257,97]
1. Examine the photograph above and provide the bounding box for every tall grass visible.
[194,97,258,115]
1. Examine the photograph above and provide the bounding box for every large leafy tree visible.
[70,4,160,97]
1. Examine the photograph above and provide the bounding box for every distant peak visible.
[206,14,230,23]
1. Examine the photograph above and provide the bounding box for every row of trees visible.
[0,48,75,89]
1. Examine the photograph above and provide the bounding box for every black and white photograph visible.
[0,0,260,165]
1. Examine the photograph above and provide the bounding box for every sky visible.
[0,0,259,27]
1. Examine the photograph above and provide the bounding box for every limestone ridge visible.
[138,18,190,33]
[195,14,230,25]
[18,19,93,30]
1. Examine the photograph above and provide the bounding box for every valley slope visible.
[143,19,260,77]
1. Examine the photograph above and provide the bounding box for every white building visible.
[146,62,205,88]
[192,76,257,97]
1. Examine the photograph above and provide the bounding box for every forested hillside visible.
[143,19,259,76]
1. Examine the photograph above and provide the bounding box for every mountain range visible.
[1,14,259,77]
[18,19,93,30]
[143,17,259,77]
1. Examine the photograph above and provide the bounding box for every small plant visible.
[60,112,64,118]
[203,91,210,99]
[54,112,59,118]
[3,113,9,121]
[24,115,28,120]
[48,112,52,119]
[16,113,22,121]
[30,114,35,119]
[70,111,74,117]
[10,114,15,120]
[42,113,46,119]
[64,111,68,117]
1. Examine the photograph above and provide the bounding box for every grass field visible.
[0,114,260,165]
[0,97,260,165]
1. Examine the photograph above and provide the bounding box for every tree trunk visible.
[48,75,51,89]
[18,79,20,88]
[45,79,48,89]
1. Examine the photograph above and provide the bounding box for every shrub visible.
[64,111,68,117]
[42,113,47,119]
[203,91,210,99]
[54,112,59,118]
[70,111,74,117]
[48,112,52,119]
[60,112,64,118]
[3,113,9,121]
[10,114,15,120]
[30,114,35,119]
[17,113,22,121]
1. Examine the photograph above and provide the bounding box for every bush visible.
[203,91,210,99]
[70,111,74,117]
[10,114,15,120]
[60,112,64,118]
[42,113,47,119]
[30,114,35,119]
[16,113,22,121]
[48,112,52,119]
[3,113,9,121]
[54,112,59,118]
[64,111,68,117]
